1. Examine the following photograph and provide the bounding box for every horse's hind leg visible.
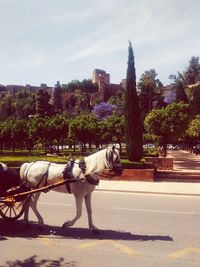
[84,193,99,234]
[23,196,31,225]
[62,194,83,229]
[29,192,44,226]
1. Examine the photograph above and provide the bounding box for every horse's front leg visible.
[62,194,83,229]
[84,193,99,234]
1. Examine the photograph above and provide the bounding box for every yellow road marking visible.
[76,241,103,249]
[75,240,139,256]
[107,240,139,256]
[37,236,55,247]
[169,247,200,259]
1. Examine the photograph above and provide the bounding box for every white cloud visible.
[0,0,199,86]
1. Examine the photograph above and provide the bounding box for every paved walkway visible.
[97,150,200,196]
[167,150,200,171]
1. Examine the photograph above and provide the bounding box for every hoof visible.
[62,222,66,229]
[62,221,70,229]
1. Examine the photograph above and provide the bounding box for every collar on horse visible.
[85,175,99,185]
[78,159,99,185]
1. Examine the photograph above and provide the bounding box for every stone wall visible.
[101,169,155,181]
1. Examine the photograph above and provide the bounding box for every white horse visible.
[20,146,123,232]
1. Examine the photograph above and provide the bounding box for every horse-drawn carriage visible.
[0,146,123,231]
[0,161,84,221]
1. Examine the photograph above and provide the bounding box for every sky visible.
[0,0,200,87]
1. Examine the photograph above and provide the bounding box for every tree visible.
[144,102,190,148]
[81,79,98,93]
[108,94,124,116]
[36,89,52,117]
[189,84,200,116]
[64,80,81,93]
[183,56,200,85]
[0,118,28,152]
[138,69,164,120]
[124,41,143,161]
[48,114,69,152]
[175,80,188,104]
[69,114,99,151]
[103,114,125,153]
[187,114,200,143]
[74,90,90,115]
[51,81,63,114]
[92,102,116,120]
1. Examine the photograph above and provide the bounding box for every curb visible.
[95,188,200,197]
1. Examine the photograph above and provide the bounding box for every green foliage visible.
[124,41,143,161]
[189,84,200,116]
[69,113,100,148]
[183,56,200,85]
[36,89,52,116]
[51,81,63,113]
[187,114,200,140]
[121,159,145,169]
[63,79,98,93]
[0,89,35,119]
[98,114,125,148]
[108,94,124,115]
[138,69,164,120]
[144,102,190,144]
[74,90,91,115]
[175,80,188,104]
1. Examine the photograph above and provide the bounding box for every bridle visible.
[104,147,123,179]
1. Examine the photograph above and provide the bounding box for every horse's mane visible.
[84,148,110,175]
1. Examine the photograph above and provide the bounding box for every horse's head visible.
[106,146,123,176]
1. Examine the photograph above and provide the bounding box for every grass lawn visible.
[0,148,157,168]
[0,149,72,167]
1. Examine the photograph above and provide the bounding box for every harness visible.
[75,159,99,186]
[36,162,51,188]
[62,158,88,193]
[21,161,51,197]
[62,159,75,193]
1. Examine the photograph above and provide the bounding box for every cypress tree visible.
[52,81,63,114]
[124,41,143,161]
[36,89,52,116]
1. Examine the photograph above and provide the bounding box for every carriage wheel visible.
[0,187,29,221]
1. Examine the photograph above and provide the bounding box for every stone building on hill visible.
[91,68,125,104]
[0,83,54,95]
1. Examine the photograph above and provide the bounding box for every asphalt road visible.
[1,191,200,267]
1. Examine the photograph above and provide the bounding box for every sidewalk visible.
[96,180,200,196]
[96,150,200,196]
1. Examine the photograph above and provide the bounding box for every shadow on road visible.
[0,255,74,267]
[0,219,173,242]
